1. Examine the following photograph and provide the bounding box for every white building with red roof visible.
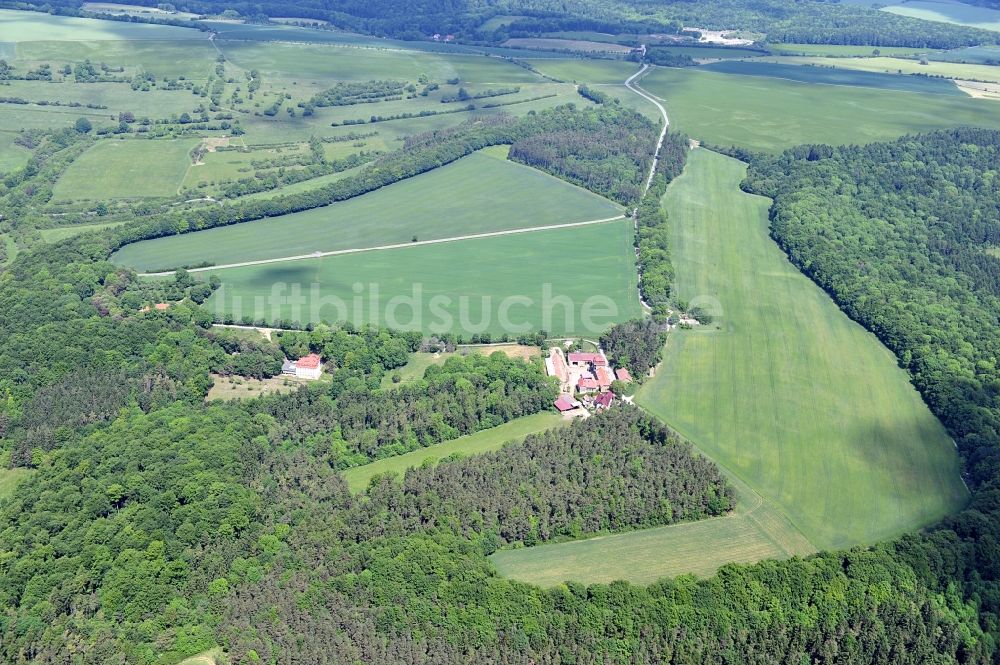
[290,353,323,380]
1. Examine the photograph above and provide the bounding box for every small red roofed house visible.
[615,368,632,382]
[294,353,323,380]
[594,391,614,409]
[554,396,576,412]
[596,366,614,390]
[154,303,170,311]
[577,376,599,393]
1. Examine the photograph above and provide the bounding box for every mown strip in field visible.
[343,412,567,493]
[112,150,622,271]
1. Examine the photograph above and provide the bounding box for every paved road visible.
[140,214,626,276]
[624,64,670,195]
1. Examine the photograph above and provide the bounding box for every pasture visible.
[636,149,966,549]
[0,468,32,501]
[490,471,813,585]
[201,220,642,335]
[39,221,126,243]
[700,59,965,95]
[522,58,638,83]
[758,55,1000,84]
[882,0,1000,31]
[14,39,217,79]
[767,43,934,57]
[112,150,623,271]
[0,133,30,173]
[502,38,633,53]
[53,138,198,201]
[641,66,1000,151]
[343,412,567,493]
[0,8,203,41]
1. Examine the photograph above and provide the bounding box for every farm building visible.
[594,391,614,409]
[577,376,599,393]
[554,395,580,412]
[567,351,608,367]
[615,368,632,382]
[595,366,614,390]
[282,353,323,380]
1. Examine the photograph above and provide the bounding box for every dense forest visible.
[8,0,996,47]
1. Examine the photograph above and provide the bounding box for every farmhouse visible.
[594,391,614,410]
[567,351,608,367]
[615,368,632,383]
[282,353,323,380]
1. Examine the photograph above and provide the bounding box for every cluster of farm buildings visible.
[546,348,631,414]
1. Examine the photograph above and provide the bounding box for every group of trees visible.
[600,318,666,379]
[300,79,407,116]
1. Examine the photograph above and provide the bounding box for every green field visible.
[642,66,1000,151]
[882,0,1000,31]
[0,79,207,117]
[112,150,623,271]
[502,38,633,53]
[638,149,966,549]
[343,412,567,493]
[0,8,203,41]
[15,39,217,79]
[38,221,127,243]
[0,468,32,500]
[0,132,30,173]
[759,55,1000,83]
[202,220,642,335]
[53,138,198,201]
[701,59,965,95]
[523,58,638,83]
[767,43,934,57]
[490,471,813,585]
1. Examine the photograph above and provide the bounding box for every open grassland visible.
[882,0,1000,31]
[0,79,208,117]
[502,38,633,53]
[767,43,934,57]
[381,345,541,387]
[934,45,1000,63]
[757,55,1000,84]
[201,220,642,335]
[39,221,126,243]
[206,373,312,401]
[53,138,198,201]
[343,412,567,493]
[642,66,1000,151]
[0,8,203,41]
[14,39,217,78]
[636,149,967,550]
[112,150,622,270]
[701,59,965,95]
[0,468,33,500]
[177,648,221,665]
[0,104,112,131]
[523,58,639,83]
[490,471,813,585]
[0,133,30,173]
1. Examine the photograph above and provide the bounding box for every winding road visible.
[624,64,670,195]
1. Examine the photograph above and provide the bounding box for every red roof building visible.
[577,376,599,391]
[596,366,614,389]
[567,351,607,366]
[615,368,633,382]
[153,303,170,311]
[554,396,576,412]
[594,391,614,409]
[296,353,321,369]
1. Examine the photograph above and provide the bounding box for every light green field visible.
[490,471,813,585]
[637,149,967,549]
[0,468,32,500]
[181,143,310,190]
[0,80,206,117]
[343,412,567,493]
[523,58,638,83]
[767,43,934,57]
[0,132,30,173]
[201,220,642,335]
[177,647,221,665]
[39,221,126,243]
[0,8,203,41]
[112,150,623,271]
[759,55,1000,83]
[882,0,1000,31]
[0,105,112,132]
[642,66,1000,151]
[502,38,633,54]
[238,164,368,201]
[53,138,199,201]
[15,40,217,79]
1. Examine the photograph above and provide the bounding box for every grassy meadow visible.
[201,219,642,335]
[881,0,1000,31]
[0,468,33,500]
[112,150,623,270]
[0,133,30,173]
[343,412,567,493]
[758,55,1000,84]
[0,8,203,41]
[38,221,126,243]
[641,66,1000,151]
[638,149,967,549]
[53,138,198,201]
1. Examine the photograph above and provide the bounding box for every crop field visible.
[0,8,203,41]
[767,43,934,57]
[882,0,1000,31]
[641,66,1000,151]
[636,149,967,549]
[201,220,642,335]
[343,412,567,493]
[523,58,638,83]
[758,55,1000,83]
[502,38,634,53]
[490,471,814,585]
[14,39,217,78]
[112,150,623,270]
[53,138,198,201]
[701,59,965,95]
[934,45,1000,63]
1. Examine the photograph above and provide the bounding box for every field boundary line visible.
[139,214,626,276]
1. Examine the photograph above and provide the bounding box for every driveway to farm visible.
[624,64,670,195]
[139,214,626,276]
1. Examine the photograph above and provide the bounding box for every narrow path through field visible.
[624,64,669,195]
[139,214,625,276]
